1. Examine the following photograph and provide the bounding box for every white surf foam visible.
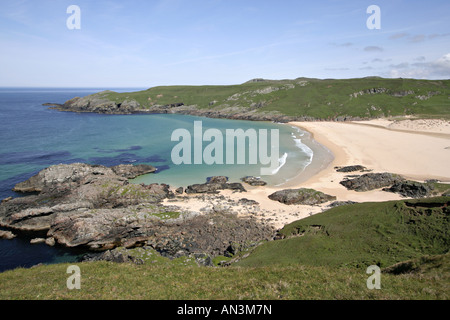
[271,152,288,175]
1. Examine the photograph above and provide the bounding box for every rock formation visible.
[340,173,404,192]
[0,164,274,260]
[268,188,336,205]
[185,177,246,194]
[241,176,267,186]
[383,181,434,198]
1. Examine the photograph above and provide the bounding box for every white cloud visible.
[364,46,384,52]
[389,53,450,79]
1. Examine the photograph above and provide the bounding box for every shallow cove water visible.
[0,87,329,272]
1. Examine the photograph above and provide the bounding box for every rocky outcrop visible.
[268,188,336,205]
[13,163,122,194]
[335,165,367,173]
[383,181,434,198]
[0,163,166,232]
[48,207,274,254]
[340,173,404,192]
[241,176,267,186]
[185,177,246,194]
[110,164,156,179]
[0,164,274,259]
[48,92,143,115]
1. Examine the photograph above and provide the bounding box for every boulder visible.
[185,177,246,194]
[175,187,184,194]
[268,188,336,205]
[335,165,367,173]
[383,181,434,198]
[340,173,404,192]
[241,176,267,186]
[207,176,228,184]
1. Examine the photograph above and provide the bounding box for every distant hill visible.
[51,77,450,120]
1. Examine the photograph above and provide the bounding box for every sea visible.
[0,87,331,272]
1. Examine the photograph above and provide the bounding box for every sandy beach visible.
[164,118,450,230]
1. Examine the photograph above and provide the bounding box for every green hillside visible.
[236,197,450,268]
[103,77,450,119]
[1,197,448,300]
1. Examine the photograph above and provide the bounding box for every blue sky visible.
[0,0,449,87]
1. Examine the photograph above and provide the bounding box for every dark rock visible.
[110,164,156,179]
[335,165,367,173]
[241,176,267,186]
[185,177,246,194]
[239,198,259,206]
[175,187,184,194]
[268,188,336,205]
[207,176,228,184]
[340,173,404,192]
[226,183,247,192]
[383,181,434,198]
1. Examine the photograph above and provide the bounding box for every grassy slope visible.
[0,255,448,300]
[1,197,448,300]
[236,197,450,268]
[103,77,450,119]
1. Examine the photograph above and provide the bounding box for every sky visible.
[0,0,449,87]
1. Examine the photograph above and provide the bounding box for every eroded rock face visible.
[268,188,336,205]
[0,163,166,232]
[339,173,404,192]
[77,212,275,258]
[0,164,274,259]
[47,206,275,254]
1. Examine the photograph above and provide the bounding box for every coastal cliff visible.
[44,77,450,121]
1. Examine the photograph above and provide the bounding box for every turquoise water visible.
[131,115,314,187]
[0,87,320,272]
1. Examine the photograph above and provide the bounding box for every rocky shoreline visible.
[0,163,275,265]
[1,162,448,267]
[43,93,366,122]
